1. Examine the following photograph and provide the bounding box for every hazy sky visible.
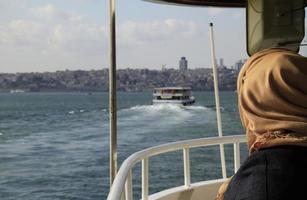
[0,0,261,72]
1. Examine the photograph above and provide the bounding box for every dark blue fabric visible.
[224,146,307,200]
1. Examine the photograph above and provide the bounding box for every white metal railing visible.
[107,135,246,200]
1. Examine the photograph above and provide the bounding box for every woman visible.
[217,48,307,200]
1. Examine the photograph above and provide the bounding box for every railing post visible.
[125,170,133,200]
[233,142,241,173]
[219,144,227,178]
[142,158,149,200]
[183,148,191,187]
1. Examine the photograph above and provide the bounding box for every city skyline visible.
[1,0,306,73]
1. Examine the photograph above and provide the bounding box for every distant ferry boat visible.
[152,87,195,106]
[10,89,25,93]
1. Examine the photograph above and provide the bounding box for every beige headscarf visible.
[238,48,307,152]
[216,48,307,200]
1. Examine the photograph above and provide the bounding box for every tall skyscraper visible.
[219,58,224,68]
[234,60,244,71]
[179,57,188,71]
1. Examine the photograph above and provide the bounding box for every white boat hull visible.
[152,98,195,106]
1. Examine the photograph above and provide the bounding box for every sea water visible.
[0,92,247,200]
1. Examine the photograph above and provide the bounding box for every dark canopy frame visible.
[144,0,246,7]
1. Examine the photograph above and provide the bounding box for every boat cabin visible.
[153,87,195,105]
[154,87,191,100]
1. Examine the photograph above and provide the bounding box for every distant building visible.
[179,57,188,71]
[214,58,226,69]
[234,59,245,71]
[219,58,224,68]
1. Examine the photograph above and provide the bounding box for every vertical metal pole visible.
[109,0,117,187]
[209,23,227,179]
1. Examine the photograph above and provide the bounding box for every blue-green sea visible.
[0,92,247,200]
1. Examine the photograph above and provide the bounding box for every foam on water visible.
[118,104,213,128]
[123,104,208,113]
[128,104,182,112]
[184,105,210,111]
[122,104,186,120]
[205,105,225,111]
[68,111,75,114]
[0,133,3,136]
